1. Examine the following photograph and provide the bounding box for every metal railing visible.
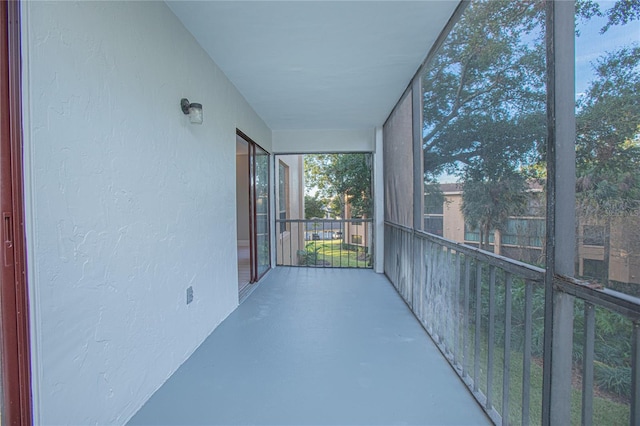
[384,221,640,425]
[276,219,373,268]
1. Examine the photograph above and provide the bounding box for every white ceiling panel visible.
[166,1,460,130]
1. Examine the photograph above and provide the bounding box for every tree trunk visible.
[483,222,492,252]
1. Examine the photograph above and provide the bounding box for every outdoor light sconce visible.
[181,98,203,125]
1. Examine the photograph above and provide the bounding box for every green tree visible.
[577,0,640,33]
[421,0,638,255]
[323,195,344,219]
[304,194,326,219]
[576,46,640,206]
[462,167,528,252]
[304,154,372,218]
[576,46,640,284]
[574,0,640,287]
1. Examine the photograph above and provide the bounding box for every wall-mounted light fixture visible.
[181,98,203,125]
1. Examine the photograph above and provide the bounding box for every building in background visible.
[427,183,640,287]
[275,155,305,266]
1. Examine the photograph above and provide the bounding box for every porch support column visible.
[412,78,423,307]
[412,78,423,232]
[542,1,576,425]
[374,126,384,273]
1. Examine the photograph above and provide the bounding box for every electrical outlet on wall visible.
[186,286,194,305]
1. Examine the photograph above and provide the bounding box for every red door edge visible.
[1,1,33,424]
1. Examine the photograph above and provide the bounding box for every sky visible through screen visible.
[433,1,640,184]
[575,1,640,97]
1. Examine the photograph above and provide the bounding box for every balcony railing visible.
[276,219,373,268]
[384,221,640,425]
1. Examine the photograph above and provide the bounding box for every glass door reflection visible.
[253,145,270,280]
[240,130,271,290]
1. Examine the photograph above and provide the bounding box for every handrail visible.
[554,274,640,320]
[386,220,640,318]
[278,218,372,224]
[275,218,373,269]
[386,220,545,281]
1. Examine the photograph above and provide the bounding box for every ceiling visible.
[166,1,460,131]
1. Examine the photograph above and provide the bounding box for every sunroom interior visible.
[6,0,639,425]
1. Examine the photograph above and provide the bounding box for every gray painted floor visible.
[129,267,490,425]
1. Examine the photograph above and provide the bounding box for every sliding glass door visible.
[251,143,270,281]
[237,130,270,287]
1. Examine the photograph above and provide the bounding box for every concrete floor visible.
[129,267,490,425]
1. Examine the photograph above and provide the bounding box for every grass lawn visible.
[302,239,370,268]
[463,331,629,425]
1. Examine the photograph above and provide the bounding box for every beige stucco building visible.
[275,155,306,266]
[429,184,640,286]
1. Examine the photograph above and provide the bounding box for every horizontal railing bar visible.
[277,219,372,223]
[384,220,414,233]
[416,230,544,281]
[276,219,372,269]
[276,265,372,269]
[385,221,544,282]
[554,274,640,320]
[385,221,640,320]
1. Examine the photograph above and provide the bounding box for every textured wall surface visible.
[21,1,271,424]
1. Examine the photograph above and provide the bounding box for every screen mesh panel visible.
[383,90,414,227]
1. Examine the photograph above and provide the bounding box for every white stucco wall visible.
[21,1,271,424]
[273,128,374,153]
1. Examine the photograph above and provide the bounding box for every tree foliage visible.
[422,0,639,257]
[462,169,528,251]
[304,154,372,218]
[304,194,326,219]
[575,43,640,285]
[577,0,640,33]
[576,46,640,214]
[422,0,545,176]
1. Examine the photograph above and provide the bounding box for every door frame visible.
[236,129,271,284]
[1,1,32,424]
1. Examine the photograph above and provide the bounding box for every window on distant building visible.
[583,259,605,282]
[423,190,444,235]
[464,223,495,244]
[351,235,362,245]
[501,218,545,248]
[583,225,604,246]
[424,217,444,236]
[424,192,444,215]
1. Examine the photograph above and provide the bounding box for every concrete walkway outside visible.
[129,267,490,425]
